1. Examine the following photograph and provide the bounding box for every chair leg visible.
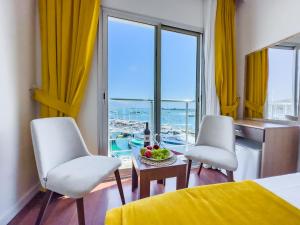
[114,169,125,205]
[76,198,85,225]
[226,170,234,182]
[197,163,203,176]
[186,160,192,187]
[35,190,53,225]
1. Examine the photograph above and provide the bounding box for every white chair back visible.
[196,115,235,152]
[31,117,90,187]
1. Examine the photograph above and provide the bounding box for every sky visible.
[108,17,197,101]
[108,17,296,104]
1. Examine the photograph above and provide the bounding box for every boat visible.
[129,133,144,148]
[161,135,185,145]
[129,138,143,148]
[115,138,131,150]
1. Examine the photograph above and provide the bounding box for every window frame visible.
[156,25,203,143]
[99,8,205,160]
[266,45,300,120]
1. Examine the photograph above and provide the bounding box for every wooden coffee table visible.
[131,148,187,199]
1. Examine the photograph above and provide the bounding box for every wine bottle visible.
[144,122,150,147]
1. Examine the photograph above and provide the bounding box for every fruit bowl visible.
[140,145,174,161]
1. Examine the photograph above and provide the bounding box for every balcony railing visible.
[108,98,196,159]
[266,102,293,120]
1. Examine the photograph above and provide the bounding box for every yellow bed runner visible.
[105,181,300,225]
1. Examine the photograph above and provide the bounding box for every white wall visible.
[236,0,300,117]
[77,49,99,155]
[0,0,38,224]
[102,0,203,29]
[78,0,204,154]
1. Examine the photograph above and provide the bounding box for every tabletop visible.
[132,148,187,172]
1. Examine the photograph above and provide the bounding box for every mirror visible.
[244,33,300,121]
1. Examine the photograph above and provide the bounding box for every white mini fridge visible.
[233,137,262,181]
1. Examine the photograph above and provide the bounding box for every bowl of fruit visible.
[140,145,174,161]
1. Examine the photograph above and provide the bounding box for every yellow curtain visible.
[215,0,238,119]
[34,0,100,118]
[244,49,269,118]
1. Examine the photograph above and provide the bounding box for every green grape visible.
[148,148,170,160]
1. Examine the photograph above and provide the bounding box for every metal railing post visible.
[150,100,154,131]
[185,102,189,144]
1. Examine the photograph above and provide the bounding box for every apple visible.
[145,150,152,158]
[140,147,147,156]
[146,146,152,150]
[153,144,159,149]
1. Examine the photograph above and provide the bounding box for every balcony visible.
[266,101,293,120]
[109,98,196,166]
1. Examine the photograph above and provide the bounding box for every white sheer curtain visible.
[202,0,220,169]
[203,0,220,115]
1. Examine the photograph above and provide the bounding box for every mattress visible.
[255,172,300,209]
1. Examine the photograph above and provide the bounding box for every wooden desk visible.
[234,120,299,178]
[131,148,187,199]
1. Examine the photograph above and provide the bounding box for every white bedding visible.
[255,173,300,209]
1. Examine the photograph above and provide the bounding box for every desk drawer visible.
[234,125,264,142]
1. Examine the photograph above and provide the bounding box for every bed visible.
[105,173,300,225]
[255,172,300,209]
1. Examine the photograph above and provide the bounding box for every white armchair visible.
[185,115,238,185]
[31,117,125,225]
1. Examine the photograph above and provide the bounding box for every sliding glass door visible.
[160,28,198,147]
[107,17,155,167]
[103,11,202,168]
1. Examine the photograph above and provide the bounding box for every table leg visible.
[176,169,187,190]
[132,163,138,192]
[140,176,150,199]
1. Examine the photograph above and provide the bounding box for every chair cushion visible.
[46,156,121,198]
[184,145,238,171]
